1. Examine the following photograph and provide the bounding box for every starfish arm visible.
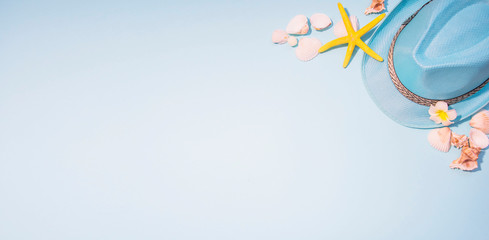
[357,13,386,36]
[337,3,354,35]
[342,42,356,68]
[355,39,383,62]
[318,36,349,53]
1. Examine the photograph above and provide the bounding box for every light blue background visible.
[1,0,488,239]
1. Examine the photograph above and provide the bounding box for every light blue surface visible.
[1,0,489,239]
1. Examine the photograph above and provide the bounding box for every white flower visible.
[428,101,457,126]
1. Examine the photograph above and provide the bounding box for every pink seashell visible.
[427,127,452,152]
[364,0,386,15]
[288,36,298,47]
[469,110,489,134]
[451,132,468,149]
[310,13,332,31]
[272,29,289,44]
[469,128,489,149]
[450,146,481,171]
[286,15,309,35]
[333,16,359,38]
[295,37,322,62]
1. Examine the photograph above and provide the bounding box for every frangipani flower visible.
[429,101,457,126]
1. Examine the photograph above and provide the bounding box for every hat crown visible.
[418,2,489,61]
[394,0,489,100]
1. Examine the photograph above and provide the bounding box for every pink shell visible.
[364,0,386,15]
[451,132,468,149]
[295,37,322,62]
[288,36,298,47]
[272,29,288,44]
[450,146,481,171]
[286,15,309,35]
[333,16,359,37]
[469,110,489,134]
[427,127,452,152]
[469,128,489,149]
[310,13,332,31]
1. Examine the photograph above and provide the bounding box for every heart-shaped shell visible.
[272,29,289,44]
[333,16,359,38]
[427,127,452,152]
[469,110,489,134]
[310,13,332,31]
[288,36,298,47]
[286,15,309,35]
[295,37,322,62]
[469,128,489,149]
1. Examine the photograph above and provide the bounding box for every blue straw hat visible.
[362,0,489,128]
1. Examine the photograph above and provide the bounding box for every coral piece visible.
[449,146,481,171]
[286,15,309,35]
[470,110,489,134]
[272,29,289,44]
[333,16,359,38]
[451,132,468,149]
[288,36,298,47]
[364,0,386,15]
[295,37,322,61]
[310,13,332,31]
[427,127,452,152]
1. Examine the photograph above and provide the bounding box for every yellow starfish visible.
[319,3,386,68]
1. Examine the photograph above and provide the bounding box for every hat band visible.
[387,0,489,107]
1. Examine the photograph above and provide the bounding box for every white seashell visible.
[288,36,298,47]
[469,110,489,134]
[469,128,489,149]
[310,13,332,31]
[286,15,309,35]
[295,37,322,62]
[333,16,359,38]
[272,29,289,44]
[427,127,452,152]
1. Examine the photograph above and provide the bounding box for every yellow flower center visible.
[436,110,449,121]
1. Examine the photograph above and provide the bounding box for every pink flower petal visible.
[446,109,457,120]
[442,120,453,126]
[434,101,448,111]
[428,105,437,116]
[430,115,442,124]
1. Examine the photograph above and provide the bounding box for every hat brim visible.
[361,0,489,129]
